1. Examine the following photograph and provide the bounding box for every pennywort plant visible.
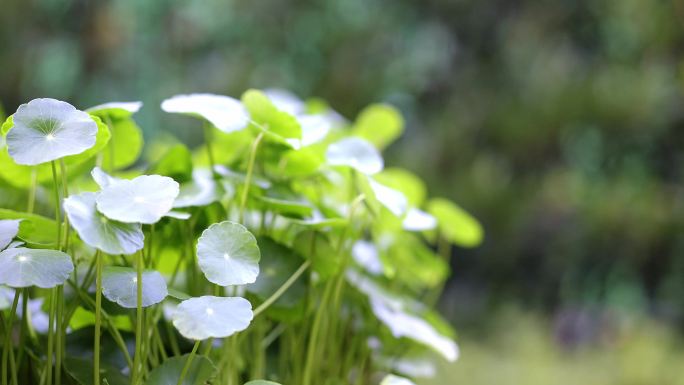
[0,90,483,385]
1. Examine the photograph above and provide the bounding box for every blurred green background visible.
[2,0,684,383]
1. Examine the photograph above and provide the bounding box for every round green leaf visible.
[0,219,21,250]
[5,98,98,165]
[0,209,58,247]
[96,174,180,224]
[374,168,427,207]
[172,296,253,340]
[161,93,249,133]
[100,118,144,170]
[197,221,260,286]
[352,104,404,150]
[427,198,483,247]
[0,247,74,288]
[326,137,383,175]
[101,266,168,308]
[241,89,302,141]
[147,354,216,385]
[63,192,144,255]
[149,144,193,183]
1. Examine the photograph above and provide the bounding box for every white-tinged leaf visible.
[326,137,383,175]
[6,98,98,165]
[96,174,180,224]
[91,166,121,189]
[196,221,260,286]
[173,169,218,208]
[165,211,191,220]
[161,94,249,133]
[0,219,21,250]
[172,296,253,340]
[370,297,459,362]
[369,178,408,217]
[0,286,14,310]
[86,101,143,116]
[0,247,74,288]
[380,374,417,385]
[102,266,168,308]
[63,192,144,255]
[402,208,438,232]
[286,114,332,149]
[347,270,458,362]
[263,89,305,116]
[352,240,384,276]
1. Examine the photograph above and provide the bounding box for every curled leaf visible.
[96,174,180,224]
[326,137,383,175]
[63,192,144,255]
[161,94,249,133]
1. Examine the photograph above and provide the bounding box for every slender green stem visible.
[50,161,62,250]
[302,279,335,385]
[58,159,70,251]
[27,168,37,213]
[239,132,264,224]
[15,289,28,372]
[55,286,63,385]
[176,341,200,385]
[65,279,133,368]
[203,123,217,177]
[132,250,144,385]
[2,290,20,385]
[45,289,56,385]
[253,260,311,317]
[94,251,103,385]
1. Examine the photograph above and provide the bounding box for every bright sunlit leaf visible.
[101,266,168,308]
[96,174,180,224]
[0,219,21,250]
[5,98,98,165]
[172,296,253,340]
[326,137,383,175]
[63,192,144,255]
[161,93,249,133]
[196,221,260,286]
[0,247,74,288]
